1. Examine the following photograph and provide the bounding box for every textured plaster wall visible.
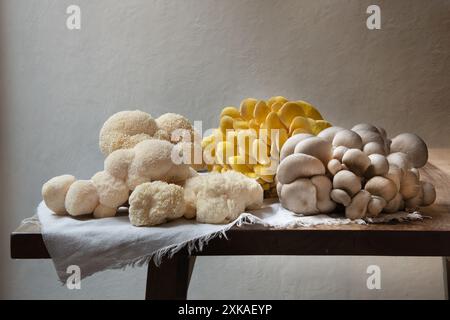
[0,0,449,299]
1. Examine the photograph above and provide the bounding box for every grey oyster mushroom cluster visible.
[277,124,436,219]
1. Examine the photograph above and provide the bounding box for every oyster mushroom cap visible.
[387,152,413,172]
[365,176,397,202]
[311,175,336,213]
[365,154,389,178]
[399,170,421,200]
[317,126,345,143]
[277,153,325,184]
[367,196,387,217]
[332,146,349,162]
[333,170,361,197]
[353,129,385,146]
[421,181,436,206]
[363,142,386,156]
[327,159,344,176]
[390,133,428,168]
[342,149,371,176]
[280,178,319,215]
[384,165,402,192]
[346,190,371,220]
[293,137,332,166]
[383,193,404,213]
[330,188,351,206]
[280,133,314,160]
[332,129,363,150]
[351,123,380,133]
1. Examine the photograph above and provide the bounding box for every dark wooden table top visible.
[11,149,450,258]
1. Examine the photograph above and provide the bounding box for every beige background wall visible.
[1,0,449,299]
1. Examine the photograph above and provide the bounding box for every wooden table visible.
[11,149,450,300]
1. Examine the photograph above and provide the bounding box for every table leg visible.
[444,257,449,300]
[145,252,196,300]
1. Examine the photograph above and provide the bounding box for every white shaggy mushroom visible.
[156,113,194,144]
[99,110,159,156]
[65,180,99,216]
[42,175,76,215]
[92,171,129,208]
[129,181,185,227]
[183,171,263,224]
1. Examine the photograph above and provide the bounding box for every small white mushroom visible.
[333,170,361,197]
[342,149,371,176]
[311,175,336,213]
[363,142,386,156]
[42,175,76,215]
[330,189,351,206]
[327,159,344,176]
[390,133,428,168]
[351,123,379,133]
[421,181,436,206]
[367,196,387,217]
[345,190,371,220]
[65,180,99,216]
[317,126,345,143]
[277,153,325,184]
[293,137,332,166]
[332,129,363,150]
[364,176,397,202]
[332,146,349,162]
[280,179,318,215]
[399,170,421,200]
[353,129,385,146]
[280,133,314,160]
[365,154,389,178]
[384,165,402,192]
[404,186,424,211]
[383,193,404,213]
[387,152,413,172]
[93,204,117,218]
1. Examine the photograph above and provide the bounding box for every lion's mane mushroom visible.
[42,139,194,218]
[128,181,185,227]
[42,175,76,215]
[156,113,194,143]
[99,110,159,156]
[99,110,196,156]
[182,171,263,224]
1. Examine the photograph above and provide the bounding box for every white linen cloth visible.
[32,200,426,283]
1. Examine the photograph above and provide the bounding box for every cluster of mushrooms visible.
[277,124,436,219]
[202,96,332,197]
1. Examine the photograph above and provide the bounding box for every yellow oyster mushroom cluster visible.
[202,96,332,196]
